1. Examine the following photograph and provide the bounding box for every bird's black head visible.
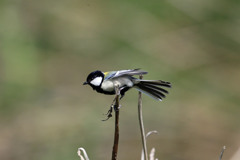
[83,70,104,88]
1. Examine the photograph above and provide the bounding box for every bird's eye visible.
[91,76,97,80]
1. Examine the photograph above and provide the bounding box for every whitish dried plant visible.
[77,148,90,160]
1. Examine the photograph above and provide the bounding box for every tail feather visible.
[135,87,163,101]
[136,85,165,100]
[139,80,171,87]
[143,83,169,94]
[134,80,171,101]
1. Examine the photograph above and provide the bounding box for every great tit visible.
[83,69,171,101]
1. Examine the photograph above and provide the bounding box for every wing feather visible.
[104,69,147,80]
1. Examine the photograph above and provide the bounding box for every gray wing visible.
[104,69,148,80]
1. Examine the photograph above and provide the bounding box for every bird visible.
[83,69,171,101]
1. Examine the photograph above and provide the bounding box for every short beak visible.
[83,82,88,85]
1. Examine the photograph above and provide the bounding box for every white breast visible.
[101,80,115,91]
[101,77,134,92]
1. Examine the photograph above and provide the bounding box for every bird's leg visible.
[106,96,116,114]
[102,96,116,121]
[102,85,121,121]
[113,103,121,111]
[119,93,124,100]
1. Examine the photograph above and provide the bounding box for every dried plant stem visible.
[111,86,120,160]
[138,75,148,160]
[77,148,90,160]
[219,146,226,160]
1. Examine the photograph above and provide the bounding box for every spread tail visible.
[134,80,171,101]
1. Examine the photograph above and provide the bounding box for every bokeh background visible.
[1,0,240,160]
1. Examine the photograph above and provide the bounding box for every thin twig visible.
[149,148,156,160]
[146,130,158,138]
[219,146,226,160]
[111,85,120,160]
[77,148,90,160]
[141,131,159,160]
[138,75,148,160]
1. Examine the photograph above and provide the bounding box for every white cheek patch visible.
[90,77,103,86]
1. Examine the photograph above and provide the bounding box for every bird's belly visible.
[101,81,115,92]
[101,77,133,92]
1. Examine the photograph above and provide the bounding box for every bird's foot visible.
[102,104,121,121]
[102,105,113,121]
[114,104,122,111]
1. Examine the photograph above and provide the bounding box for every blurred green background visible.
[0,0,240,160]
